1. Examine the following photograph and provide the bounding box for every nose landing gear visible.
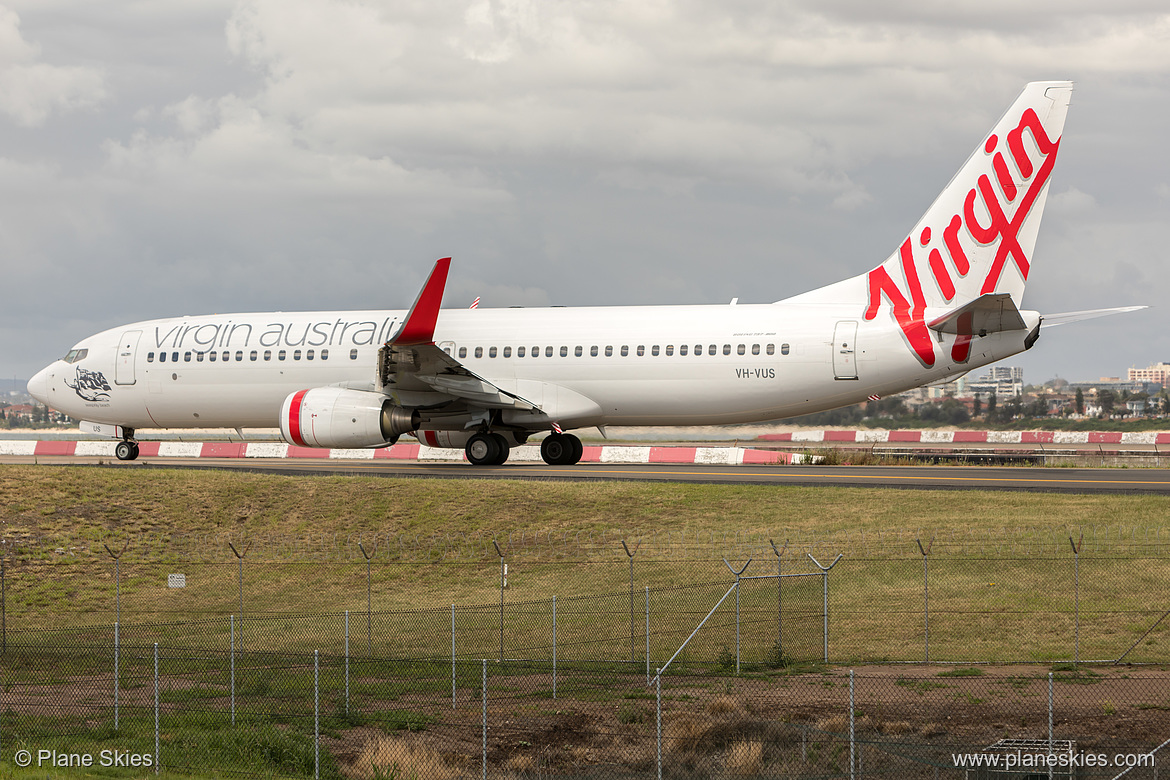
[114,429,140,461]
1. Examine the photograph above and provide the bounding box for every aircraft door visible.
[115,330,142,385]
[832,321,858,380]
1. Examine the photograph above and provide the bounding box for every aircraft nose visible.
[27,365,52,405]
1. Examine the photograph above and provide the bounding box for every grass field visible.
[1,465,1168,665]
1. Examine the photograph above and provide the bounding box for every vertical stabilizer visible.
[783,81,1073,368]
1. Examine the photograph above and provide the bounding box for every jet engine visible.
[280,387,419,449]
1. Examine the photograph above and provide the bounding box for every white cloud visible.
[0,5,104,127]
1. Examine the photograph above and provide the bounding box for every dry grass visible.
[708,695,742,715]
[346,735,461,780]
[724,739,763,777]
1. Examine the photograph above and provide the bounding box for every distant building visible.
[1127,361,1170,387]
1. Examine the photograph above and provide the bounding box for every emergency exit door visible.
[832,321,858,380]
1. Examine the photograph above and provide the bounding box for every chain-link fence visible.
[5,644,1167,779]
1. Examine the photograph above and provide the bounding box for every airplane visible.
[27,81,1142,466]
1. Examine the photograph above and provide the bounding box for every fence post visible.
[1070,535,1082,668]
[228,542,250,651]
[314,650,320,780]
[153,643,159,776]
[723,558,751,673]
[622,539,640,664]
[1048,671,1054,780]
[807,553,843,663]
[849,669,855,780]
[656,668,662,780]
[917,538,934,664]
[493,541,505,662]
[230,614,235,725]
[645,586,650,686]
[114,621,120,730]
[104,541,128,626]
[451,604,456,709]
[359,542,374,657]
[552,595,557,700]
[345,610,350,715]
[482,659,487,780]
[769,539,789,655]
[2,551,7,655]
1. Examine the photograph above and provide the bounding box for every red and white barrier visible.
[758,430,1170,445]
[0,440,806,465]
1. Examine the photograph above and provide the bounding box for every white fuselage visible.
[29,301,1038,433]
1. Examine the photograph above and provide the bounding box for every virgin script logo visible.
[863,108,1060,367]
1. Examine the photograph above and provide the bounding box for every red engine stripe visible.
[287,389,309,447]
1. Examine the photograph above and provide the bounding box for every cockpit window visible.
[63,349,88,363]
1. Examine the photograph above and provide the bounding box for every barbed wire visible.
[1,523,1167,563]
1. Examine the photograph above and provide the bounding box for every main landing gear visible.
[540,433,583,466]
[465,432,511,466]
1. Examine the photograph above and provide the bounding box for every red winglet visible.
[392,258,451,345]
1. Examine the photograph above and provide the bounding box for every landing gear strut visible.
[540,433,582,465]
[465,432,510,466]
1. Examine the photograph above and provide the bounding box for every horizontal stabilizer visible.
[1041,305,1148,327]
[927,293,1026,336]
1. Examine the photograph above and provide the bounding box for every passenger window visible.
[459,347,467,358]
[652,345,660,356]
[475,347,483,358]
[737,344,745,355]
[546,346,554,357]
[779,343,787,355]
[503,346,511,357]
[147,352,155,363]
[680,345,688,356]
[264,350,272,361]
[306,349,314,360]
[293,349,301,360]
[235,351,243,361]
[575,346,583,357]
[349,349,358,360]
[708,345,716,355]
[518,346,526,357]
[160,351,168,363]
[321,349,329,360]
[666,345,674,356]
[695,345,703,355]
[621,346,629,357]
[560,346,568,357]
[173,352,180,362]
[280,350,288,361]
[637,345,645,356]
[222,351,229,362]
[723,344,731,355]
[251,350,259,361]
[752,344,760,355]
[184,352,192,362]
[489,347,497,358]
[196,352,204,362]
[590,346,598,357]
[209,352,217,362]
[605,346,613,357]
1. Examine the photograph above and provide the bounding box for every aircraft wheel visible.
[466,433,501,466]
[115,441,139,461]
[489,433,510,465]
[565,434,583,465]
[541,433,582,465]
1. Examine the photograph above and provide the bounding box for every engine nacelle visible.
[414,430,528,449]
[280,388,419,449]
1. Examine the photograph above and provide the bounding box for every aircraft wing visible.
[376,258,538,410]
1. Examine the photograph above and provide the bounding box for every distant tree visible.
[1098,389,1116,415]
[1075,388,1084,415]
[972,393,982,418]
[987,391,997,416]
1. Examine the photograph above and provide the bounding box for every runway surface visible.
[11,455,1170,494]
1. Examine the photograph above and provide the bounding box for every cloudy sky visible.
[2,0,1167,387]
